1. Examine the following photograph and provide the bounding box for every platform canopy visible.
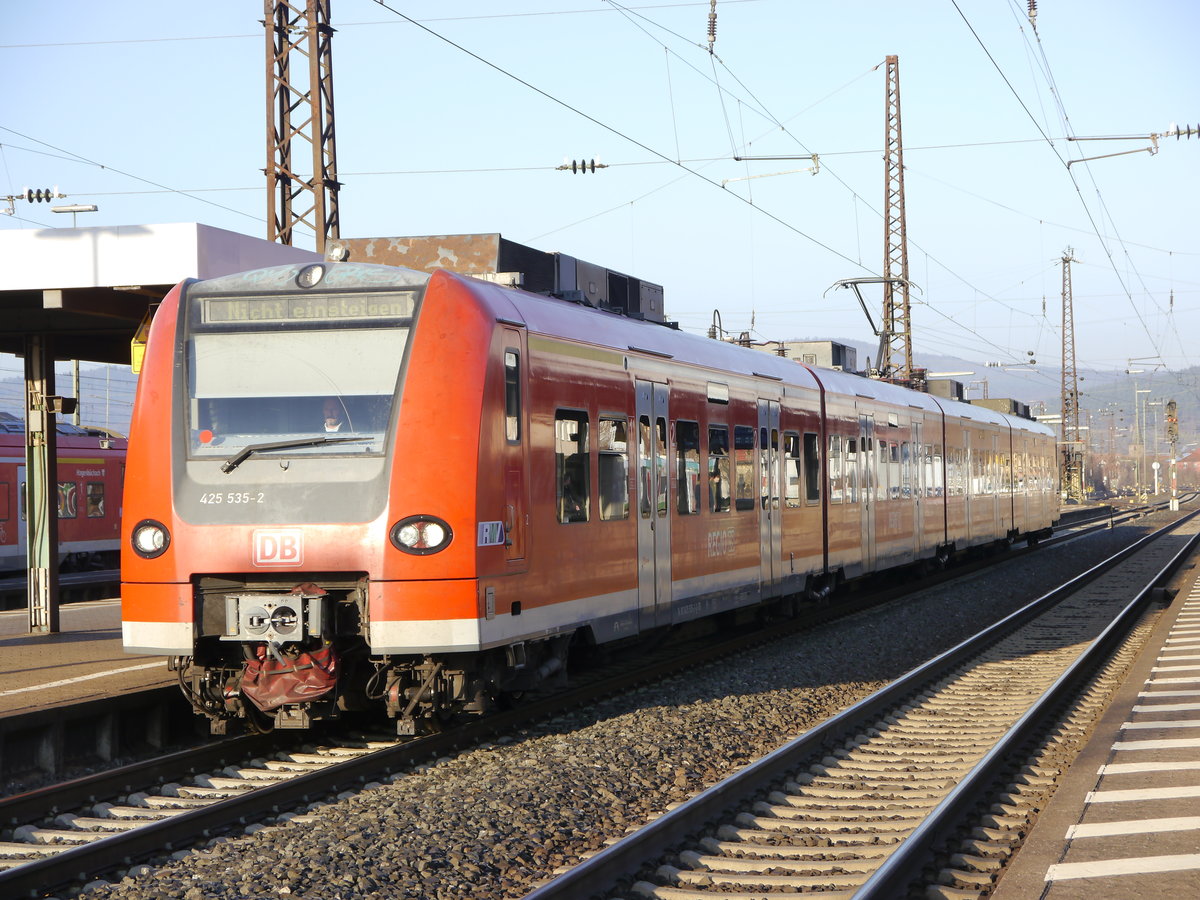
[0,223,320,365]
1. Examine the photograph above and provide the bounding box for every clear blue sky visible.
[3,1,1197,390]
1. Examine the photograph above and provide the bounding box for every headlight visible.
[131,519,171,559]
[390,515,453,555]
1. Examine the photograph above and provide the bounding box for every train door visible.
[757,399,781,586]
[502,335,528,566]
[912,422,924,557]
[858,414,876,572]
[635,380,671,629]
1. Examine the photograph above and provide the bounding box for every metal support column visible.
[881,54,914,384]
[24,335,61,634]
[265,0,341,253]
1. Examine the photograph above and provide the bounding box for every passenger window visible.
[803,432,820,503]
[86,482,106,518]
[784,432,801,509]
[676,420,701,515]
[878,440,890,501]
[846,438,858,504]
[555,410,589,523]
[598,417,629,520]
[828,434,843,504]
[766,428,780,510]
[734,425,755,511]
[639,416,653,519]
[57,481,78,519]
[708,425,730,513]
[504,350,521,442]
[655,417,669,517]
[888,441,901,499]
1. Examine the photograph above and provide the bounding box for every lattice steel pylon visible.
[1060,247,1085,501]
[265,0,340,251]
[880,55,914,384]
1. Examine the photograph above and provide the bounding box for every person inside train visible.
[322,397,346,432]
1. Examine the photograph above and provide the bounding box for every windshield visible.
[186,325,407,458]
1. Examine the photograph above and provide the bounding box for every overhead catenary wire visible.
[952,0,1181,371]
[367,0,868,273]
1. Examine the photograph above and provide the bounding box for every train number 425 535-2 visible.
[199,492,265,504]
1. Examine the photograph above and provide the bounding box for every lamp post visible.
[51,203,98,227]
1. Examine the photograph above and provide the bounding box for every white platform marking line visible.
[1067,816,1200,839]
[1122,720,1200,730]
[1086,785,1200,803]
[1112,736,1200,750]
[1133,703,1200,713]
[1046,853,1200,882]
[1099,761,1200,775]
[1137,689,1200,697]
[0,662,164,698]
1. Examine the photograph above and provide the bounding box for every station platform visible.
[992,561,1200,898]
[0,597,174,719]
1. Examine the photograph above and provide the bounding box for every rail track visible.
[0,568,119,610]
[0,502,1187,897]
[524,508,1200,899]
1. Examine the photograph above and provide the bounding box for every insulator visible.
[707,0,717,45]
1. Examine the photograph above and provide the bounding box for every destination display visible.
[203,291,416,324]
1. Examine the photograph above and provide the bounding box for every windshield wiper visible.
[220,436,369,474]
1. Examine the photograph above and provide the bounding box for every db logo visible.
[252,529,304,567]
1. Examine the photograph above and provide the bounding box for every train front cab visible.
[122,263,529,734]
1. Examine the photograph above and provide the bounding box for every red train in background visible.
[0,414,126,573]
[121,259,1058,734]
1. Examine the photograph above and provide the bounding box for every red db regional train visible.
[122,260,1058,734]
[0,415,126,572]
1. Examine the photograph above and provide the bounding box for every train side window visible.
[639,416,653,519]
[828,434,843,503]
[504,350,521,443]
[930,444,944,497]
[86,482,105,518]
[803,432,820,503]
[951,449,965,496]
[676,421,701,514]
[57,481,78,519]
[655,417,669,517]
[783,432,801,508]
[555,410,589,523]
[846,438,858,503]
[766,428,780,510]
[878,441,890,501]
[733,425,755,511]
[598,416,629,521]
[708,425,730,513]
[888,442,901,499]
